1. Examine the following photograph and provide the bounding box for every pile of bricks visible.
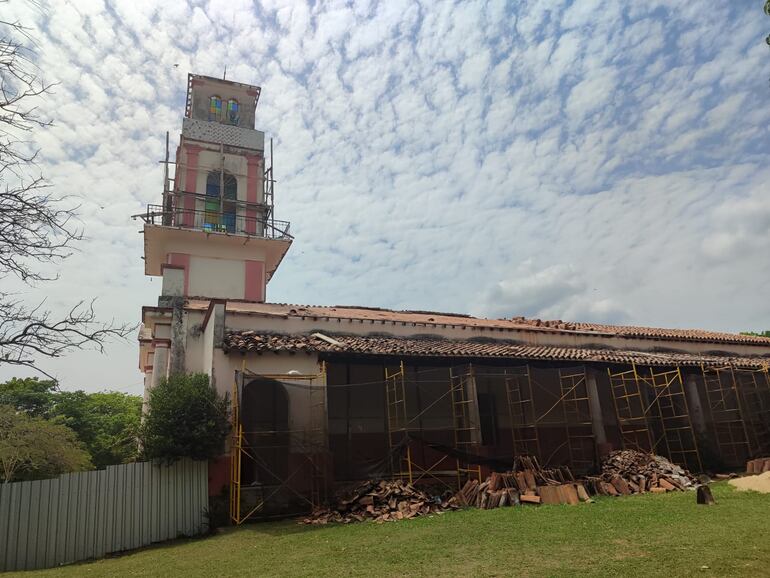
[746,457,770,474]
[585,450,698,496]
[301,479,457,524]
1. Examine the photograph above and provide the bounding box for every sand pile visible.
[728,471,770,494]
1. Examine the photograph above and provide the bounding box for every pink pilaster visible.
[245,155,261,235]
[244,260,265,302]
[182,145,202,227]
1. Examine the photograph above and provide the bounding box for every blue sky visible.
[3,0,770,393]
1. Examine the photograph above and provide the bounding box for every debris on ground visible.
[746,457,770,474]
[301,479,457,524]
[696,484,716,505]
[453,456,592,508]
[729,471,770,494]
[585,450,698,495]
[302,451,705,524]
[713,472,737,480]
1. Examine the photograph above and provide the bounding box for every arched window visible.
[204,171,237,233]
[209,96,222,121]
[227,99,239,125]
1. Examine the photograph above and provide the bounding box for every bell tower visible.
[137,74,292,302]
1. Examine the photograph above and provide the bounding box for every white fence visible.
[0,459,208,572]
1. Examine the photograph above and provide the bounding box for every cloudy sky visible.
[2,0,769,394]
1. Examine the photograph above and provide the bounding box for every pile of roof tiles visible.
[746,457,770,474]
[584,450,698,496]
[224,332,322,353]
[454,457,592,508]
[301,479,458,524]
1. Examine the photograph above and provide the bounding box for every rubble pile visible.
[585,450,698,495]
[454,456,592,508]
[302,479,457,524]
[746,457,770,474]
[303,451,703,525]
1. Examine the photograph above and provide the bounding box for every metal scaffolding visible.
[647,368,702,473]
[608,365,654,452]
[557,367,596,473]
[609,364,702,472]
[734,367,770,457]
[449,364,483,486]
[384,362,482,490]
[385,362,411,483]
[229,363,327,525]
[701,365,751,466]
[501,364,596,473]
[504,366,541,460]
[701,365,770,466]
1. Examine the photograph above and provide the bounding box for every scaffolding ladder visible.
[734,367,770,458]
[648,368,702,473]
[449,364,483,486]
[504,366,541,459]
[608,365,654,452]
[558,368,596,473]
[385,361,412,483]
[701,365,752,467]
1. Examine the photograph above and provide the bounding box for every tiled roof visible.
[185,300,770,347]
[223,332,770,369]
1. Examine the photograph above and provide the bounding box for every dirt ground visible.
[729,471,770,493]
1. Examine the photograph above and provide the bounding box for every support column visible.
[465,365,483,446]
[169,297,187,376]
[685,372,708,435]
[586,371,608,446]
[151,344,170,387]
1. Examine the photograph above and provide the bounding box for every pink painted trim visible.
[245,155,261,235]
[183,145,201,227]
[244,260,265,302]
[167,253,190,296]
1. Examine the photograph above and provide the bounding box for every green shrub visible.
[141,373,230,462]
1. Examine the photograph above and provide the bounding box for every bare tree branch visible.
[0,4,135,379]
[0,296,133,372]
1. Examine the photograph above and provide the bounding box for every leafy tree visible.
[0,405,92,483]
[141,374,230,462]
[0,4,132,380]
[0,377,142,467]
[52,391,142,468]
[740,330,770,338]
[0,376,57,417]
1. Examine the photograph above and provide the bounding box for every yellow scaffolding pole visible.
[229,360,327,525]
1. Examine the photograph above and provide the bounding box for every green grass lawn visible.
[10,483,770,578]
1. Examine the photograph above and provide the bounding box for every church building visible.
[136,74,770,521]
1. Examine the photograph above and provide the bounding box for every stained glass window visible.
[209,96,222,121]
[205,171,238,233]
[227,99,239,124]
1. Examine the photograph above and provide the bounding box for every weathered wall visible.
[217,306,770,359]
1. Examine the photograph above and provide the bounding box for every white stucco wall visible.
[188,256,245,299]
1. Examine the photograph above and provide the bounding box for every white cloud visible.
[1,0,768,393]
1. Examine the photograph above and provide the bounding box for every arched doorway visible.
[241,378,290,488]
